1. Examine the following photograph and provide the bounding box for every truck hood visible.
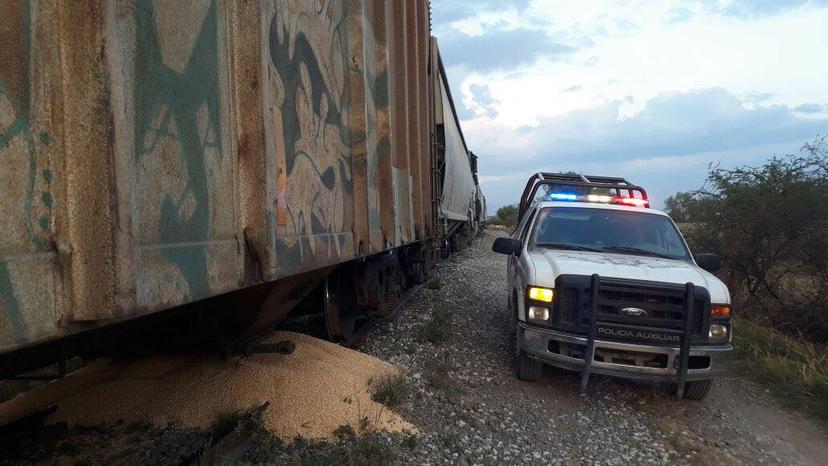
[528,249,730,304]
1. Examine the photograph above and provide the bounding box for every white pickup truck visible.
[492,173,733,399]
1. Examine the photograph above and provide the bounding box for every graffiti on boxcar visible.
[361,3,392,250]
[267,1,354,273]
[0,1,52,344]
[0,79,47,247]
[134,0,223,300]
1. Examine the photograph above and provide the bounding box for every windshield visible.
[530,207,691,261]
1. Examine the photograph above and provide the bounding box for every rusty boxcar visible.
[0,0,483,376]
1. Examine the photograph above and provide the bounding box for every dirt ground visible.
[360,231,828,465]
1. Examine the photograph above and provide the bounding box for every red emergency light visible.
[616,197,650,208]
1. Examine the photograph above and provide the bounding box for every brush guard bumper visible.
[518,275,733,396]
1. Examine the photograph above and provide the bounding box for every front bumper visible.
[519,323,732,382]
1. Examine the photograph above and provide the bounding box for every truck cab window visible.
[531,207,691,261]
[519,210,537,242]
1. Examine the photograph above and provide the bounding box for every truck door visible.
[508,208,536,294]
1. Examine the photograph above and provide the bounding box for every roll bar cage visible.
[517,172,649,218]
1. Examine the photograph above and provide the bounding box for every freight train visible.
[0,0,484,376]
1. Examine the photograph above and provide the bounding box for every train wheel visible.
[323,269,357,342]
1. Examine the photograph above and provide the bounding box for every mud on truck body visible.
[493,173,733,399]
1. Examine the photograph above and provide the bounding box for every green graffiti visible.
[269,11,345,178]
[134,0,222,298]
[0,43,50,252]
[0,1,51,343]
[0,261,26,344]
[0,109,27,149]
[268,3,355,272]
[371,71,389,109]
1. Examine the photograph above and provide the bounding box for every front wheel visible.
[517,351,543,381]
[680,379,713,400]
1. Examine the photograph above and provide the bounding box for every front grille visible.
[556,287,579,323]
[552,275,710,344]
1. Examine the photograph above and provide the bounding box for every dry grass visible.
[418,302,454,344]
[370,375,411,409]
[733,318,828,420]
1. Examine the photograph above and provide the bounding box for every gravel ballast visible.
[359,232,827,465]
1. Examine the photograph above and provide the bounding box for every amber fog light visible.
[711,304,732,318]
[709,324,729,340]
[528,306,550,322]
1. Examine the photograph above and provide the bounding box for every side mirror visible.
[492,237,522,255]
[695,253,722,273]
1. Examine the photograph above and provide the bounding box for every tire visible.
[681,379,713,400]
[517,351,543,381]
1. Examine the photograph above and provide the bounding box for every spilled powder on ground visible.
[48,331,415,440]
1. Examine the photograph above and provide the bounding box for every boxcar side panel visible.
[0,0,442,356]
[388,0,414,246]
[362,0,395,253]
[0,0,63,350]
[438,78,475,222]
[127,0,241,311]
[263,1,356,277]
[416,0,434,237]
[404,0,423,240]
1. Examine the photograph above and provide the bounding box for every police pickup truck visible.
[492,173,732,399]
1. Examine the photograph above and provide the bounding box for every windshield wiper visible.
[536,242,603,252]
[601,246,673,259]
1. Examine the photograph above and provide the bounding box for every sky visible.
[430,0,828,211]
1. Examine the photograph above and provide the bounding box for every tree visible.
[663,191,694,223]
[495,204,519,227]
[679,137,828,341]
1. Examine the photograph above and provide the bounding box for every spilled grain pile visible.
[40,331,414,440]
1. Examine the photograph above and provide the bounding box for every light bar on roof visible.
[544,192,650,208]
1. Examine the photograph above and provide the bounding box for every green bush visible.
[494,204,519,228]
[672,137,828,342]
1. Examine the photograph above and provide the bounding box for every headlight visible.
[528,306,550,322]
[528,286,554,303]
[711,304,732,318]
[709,324,729,340]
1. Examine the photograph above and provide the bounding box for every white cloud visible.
[445,2,828,125]
[431,0,828,210]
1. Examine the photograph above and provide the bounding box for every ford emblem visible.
[621,307,648,317]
